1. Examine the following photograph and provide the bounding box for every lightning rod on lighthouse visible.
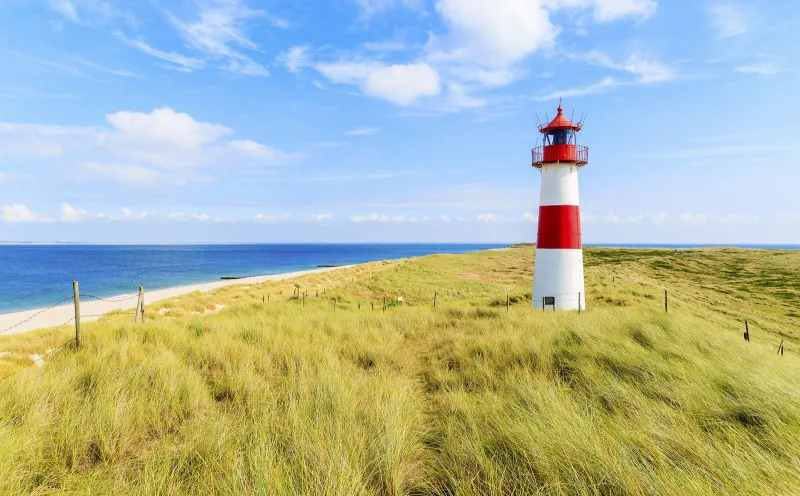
[531,102,589,311]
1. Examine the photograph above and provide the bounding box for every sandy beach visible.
[0,265,352,337]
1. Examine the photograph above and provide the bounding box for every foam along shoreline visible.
[0,265,354,337]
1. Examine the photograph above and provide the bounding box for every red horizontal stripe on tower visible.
[537,205,582,249]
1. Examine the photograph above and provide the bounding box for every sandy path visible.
[0,265,352,337]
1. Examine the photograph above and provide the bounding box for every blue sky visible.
[0,0,798,243]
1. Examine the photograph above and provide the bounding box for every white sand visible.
[0,265,352,336]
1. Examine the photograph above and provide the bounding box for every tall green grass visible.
[1,247,799,495]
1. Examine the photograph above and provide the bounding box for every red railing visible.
[531,145,589,167]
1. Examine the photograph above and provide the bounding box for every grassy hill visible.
[1,246,799,495]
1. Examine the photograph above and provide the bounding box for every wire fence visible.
[82,294,140,303]
[0,296,73,336]
[0,317,75,382]
[0,275,790,385]
[0,284,147,383]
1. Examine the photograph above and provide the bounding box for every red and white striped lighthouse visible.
[531,103,589,311]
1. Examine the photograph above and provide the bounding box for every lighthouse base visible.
[532,248,586,310]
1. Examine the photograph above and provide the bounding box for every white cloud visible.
[582,212,667,224]
[678,213,710,223]
[477,213,501,222]
[346,127,379,136]
[316,61,441,106]
[106,107,232,148]
[391,214,429,223]
[349,213,429,223]
[290,0,660,111]
[228,140,302,162]
[1,204,42,223]
[311,213,334,222]
[364,63,441,105]
[49,0,79,22]
[351,0,422,18]
[706,4,748,37]
[70,56,141,78]
[0,123,66,157]
[163,0,270,77]
[222,59,270,77]
[118,0,275,76]
[422,0,660,109]
[361,41,412,52]
[48,0,135,26]
[430,0,557,68]
[59,203,90,222]
[0,108,300,193]
[537,52,673,100]
[315,61,380,85]
[123,37,206,71]
[3,203,154,223]
[549,0,657,22]
[278,45,311,74]
[350,213,390,223]
[85,163,160,183]
[440,215,452,222]
[253,213,291,223]
[193,213,211,222]
[723,214,758,223]
[428,0,656,72]
[618,54,673,83]
[734,63,789,76]
[122,208,149,220]
[520,212,538,222]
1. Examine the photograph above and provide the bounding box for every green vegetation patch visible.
[1,247,799,495]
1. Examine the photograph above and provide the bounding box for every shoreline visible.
[0,265,353,337]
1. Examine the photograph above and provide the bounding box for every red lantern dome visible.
[532,103,588,168]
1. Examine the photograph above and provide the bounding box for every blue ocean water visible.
[0,244,506,313]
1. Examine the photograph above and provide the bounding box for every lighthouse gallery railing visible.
[531,145,589,166]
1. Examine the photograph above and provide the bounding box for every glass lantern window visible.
[549,129,572,145]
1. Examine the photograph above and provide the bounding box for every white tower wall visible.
[532,163,586,311]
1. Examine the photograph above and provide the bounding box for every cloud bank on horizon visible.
[0,0,797,243]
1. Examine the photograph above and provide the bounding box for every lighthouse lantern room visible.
[531,102,589,311]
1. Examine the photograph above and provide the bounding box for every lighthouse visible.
[531,102,589,311]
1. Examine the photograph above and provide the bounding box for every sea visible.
[0,243,797,314]
[0,244,505,314]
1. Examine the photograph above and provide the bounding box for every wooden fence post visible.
[434,293,437,309]
[778,340,785,356]
[140,287,146,323]
[135,286,143,323]
[262,295,265,304]
[73,281,81,349]
[744,321,750,342]
[383,297,387,312]
[578,292,581,313]
[664,290,668,313]
[371,303,374,311]
[506,295,510,313]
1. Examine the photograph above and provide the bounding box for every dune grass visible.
[1,247,799,495]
